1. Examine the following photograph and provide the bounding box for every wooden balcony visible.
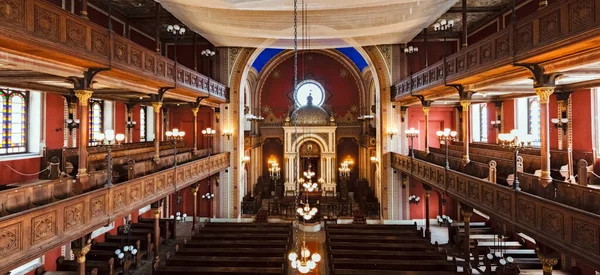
[391,152,600,271]
[392,0,600,101]
[0,152,230,273]
[0,0,227,103]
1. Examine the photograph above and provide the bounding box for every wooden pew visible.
[90,239,143,268]
[35,266,98,275]
[183,239,289,249]
[165,255,285,268]
[125,222,171,242]
[152,266,284,274]
[103,232,153,260]
[137,217,176,240]
[56,256,115,275]
[175,247,285,258]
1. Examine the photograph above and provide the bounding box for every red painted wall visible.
[169,107,213,150]
[407,106,457,151]
[408,178,457,220]
[115,102,126,139]
[406,41,458,74]
[46,93,65,149]
[502,99,515,131]
[570,89,593,152]
[468,21,499,45]
[259,52,361,121]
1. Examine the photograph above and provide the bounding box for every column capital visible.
[537,254,559,272]
[461,210,473,222]
[191,185,199,195]
[191,107,199,117]
[422,106,431,115]
[459,100,472,109]
[151,102,163,113]
[152,207,161,218]
[534,87,555,104]
[72,242,91,263]
[74,90,93,106]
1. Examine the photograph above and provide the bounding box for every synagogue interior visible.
[0,0,600,274]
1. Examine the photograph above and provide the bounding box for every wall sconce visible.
[551,118,568,133]
[242,155,250,163]
[65,118,80,134]
[387,129,398,139]
[222,129,233,140]
[126,120,137,129]
[490,120,501,130]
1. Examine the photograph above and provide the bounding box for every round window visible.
[295,80,325,107]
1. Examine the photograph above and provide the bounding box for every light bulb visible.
[301,247,310,258]
[118,253,124,259]
[132,249,138,255]
[115,249,121,255]
[288,252,298,261]
[311,253,321,262]
[291,260,297,269]
[307,260,316,269]
[124,246,129,252]
[298,265,309,273]
[105,130,115,141]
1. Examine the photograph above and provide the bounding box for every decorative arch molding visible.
[292,134,331,154]
[255,49,368,117]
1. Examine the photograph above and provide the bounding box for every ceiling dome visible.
[291,94,331,125]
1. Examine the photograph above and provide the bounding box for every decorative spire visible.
[306,93,313,106]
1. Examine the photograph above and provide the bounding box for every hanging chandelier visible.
[296,200,318,220]
[288,241,321,273]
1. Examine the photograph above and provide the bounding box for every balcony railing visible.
[392,0,600,100]
[0,0,227,102]
[391,152,600,271]
[0,152,230,273]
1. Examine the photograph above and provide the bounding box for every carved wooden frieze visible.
[456,54,466,73]
[90,30,108,57]
[495,33,510,59]
[516,198,535,227]
[130,184,141,201]
[90,195,105,217]
[144,179,155,197]
[466,50,478,70]
[539,10,561,43]
[0,223,21,257]
[496,191,512,218]
[130,48,143,69]
[479,42,493,64]
[65,19,86,49]
[64,202,83,231]
[114,41,128,63]
[31,211,56,244]
[113,189,126,209]
[516,23,533,51]
[569,0,595,32]
[572,218,599,253]
[542,207,564,239]
[0,0,25,26]
[145,55,155,73]
[33,5,59,41]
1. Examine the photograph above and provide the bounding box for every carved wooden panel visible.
[157,61,165,77]
[456,54,466,73]
[167,64,174,80]
[479,42,493,63]
[539,10,561,43]
[64,202,83,231]
[144,55,155,73]
[572,218,599,253]
[0,0,26,27]
[90,195,105,217]
[0,223,21,257]
[542,207,564,239]
[495,33,510,59]
[496,191,512,218]
[144,179,155,197]
[516,23,533,52]
[33,5,59,41]
[130,184,141,201]
[466,50,478,70]
[90,30,108,56]
[516,198,536,227]
[65,19,86,49]
[569,0,595,32]
[31,211,56,244]
[130,48,143,69]
[113,189,126,209]
[114,41,128,63]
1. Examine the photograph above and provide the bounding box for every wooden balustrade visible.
[392,0,600,100]
[0,152,230,273]
[0,0,227,102]
[391,152,600,271]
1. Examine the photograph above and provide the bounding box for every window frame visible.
[527,97,541,146]
[294,80,325,107]
[0,89,29,156]
[140,106,147,142]
[471,103,488,143]
[89,99,104,146]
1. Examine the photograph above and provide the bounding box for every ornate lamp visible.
[405,128,419,158]
[498,130,533,191]
[95,130,125,187]
[436,128,457,170]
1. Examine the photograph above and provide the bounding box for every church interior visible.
[0,0,600,274]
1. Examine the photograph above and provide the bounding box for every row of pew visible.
[326,223,460,275]
[153,222,292,274]
[35,217,175,275]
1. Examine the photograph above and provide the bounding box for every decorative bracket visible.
[514,63,563,88]
[412,94,432,107]
[447,84,475,101]
[66,68,111,90]
[150,87,174,102]
[190,96,210,109]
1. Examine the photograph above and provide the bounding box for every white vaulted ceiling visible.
[157,0,458,48]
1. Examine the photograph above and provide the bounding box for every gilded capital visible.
[191,107,199,117]
[72,243,91,263]
[424,189,431,197]
[538,255,558,272]
[422,106,431,116]
[152,208,161,218]
[151,102,163,113]
[459,100,472,109]
[74,90,93,107]
[461,210,473,222]
[534,87,555,104]
[191,186,199,195]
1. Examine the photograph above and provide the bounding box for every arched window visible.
[140,107,147,142]
[1,89,28,155]
[471,103,488,142]
[295,80,325,107]
[89,100,103,145]
[528,97,541,145]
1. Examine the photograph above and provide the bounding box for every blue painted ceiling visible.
[252,47,368,74]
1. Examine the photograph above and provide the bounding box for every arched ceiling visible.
[252,48,368,73]
[157,0,458,48]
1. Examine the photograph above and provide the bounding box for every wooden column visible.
[191,184,199,234]
[494,101,503,144]
[461,0,468,48]
[192,107,199,152]
[460,100,471,164]
[74,90,93,177]
[424,187,431,240]
[535,87,555,186]
[423,106,430,154]
[80,0,88,19]
[461,206,473,268]
[68,102,78,148]
[152,205,161,266]
[126,103,135,143]
[152,102,163,161]
[71,241,91,275]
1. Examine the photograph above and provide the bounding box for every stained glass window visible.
[0,89,28,155]
[471,103,487,142]
[89,100,103,146]
[140,107,147,142]
[528,97,541,146]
